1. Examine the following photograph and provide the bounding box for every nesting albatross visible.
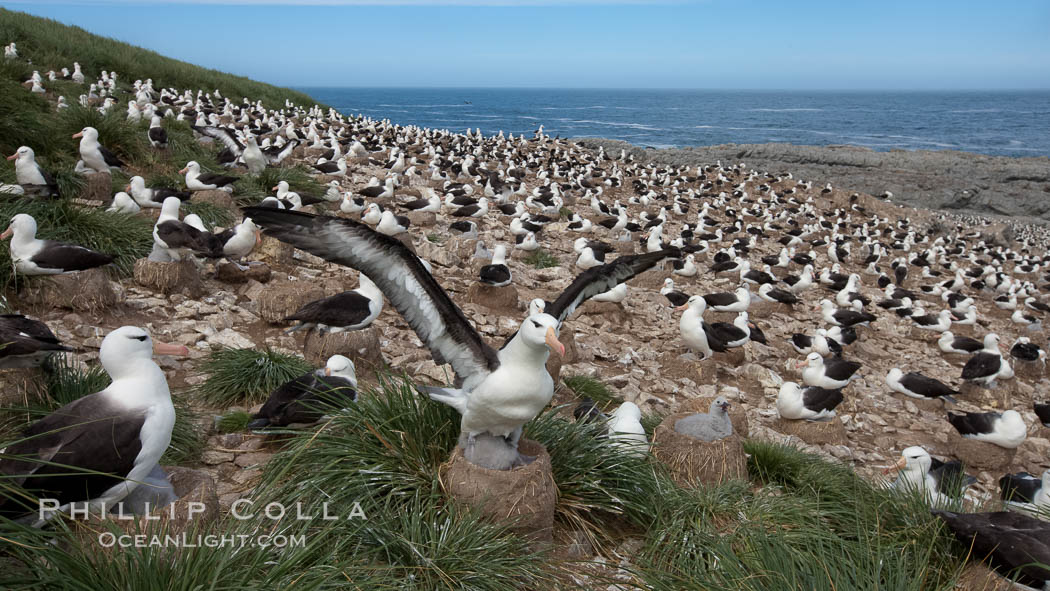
[245,207,678,469]
[0,326,188,522]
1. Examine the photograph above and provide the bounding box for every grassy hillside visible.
[0,8,326,293]
[0,7,320,108]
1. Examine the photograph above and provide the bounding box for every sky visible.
[4,0,1049,89]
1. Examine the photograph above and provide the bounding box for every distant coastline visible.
[573,138,1050,223]
[302,87,1050,159]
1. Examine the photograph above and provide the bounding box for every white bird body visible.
[607,402,648,456]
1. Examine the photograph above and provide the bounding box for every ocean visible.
[298,88,1050,159]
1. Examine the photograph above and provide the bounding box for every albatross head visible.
[1,213,37,241]
[884,445,931,476]
[710,396,730,414]
[323,354,357,387]
[71,126,98,140]
[6,146,34,163]
[100,326,188,378]
[520,313,564,357]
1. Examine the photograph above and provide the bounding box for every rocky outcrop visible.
[575,138,1050,222]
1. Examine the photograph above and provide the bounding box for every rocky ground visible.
[577,138,1050,222]
[3,136,1048,532]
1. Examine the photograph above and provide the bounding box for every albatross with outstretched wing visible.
[246,207,678,468]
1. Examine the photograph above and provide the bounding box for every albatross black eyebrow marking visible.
[129,335,148,341]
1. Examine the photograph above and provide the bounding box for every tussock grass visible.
[252,376,552,587]
[0,198,153,292]
[258,375,460,508]
[524,249,559,269]
[562,374,620,405]
[356,492,551,589]
[163,397,204,465]
[234,166,324,206]
[181,200,237,230]
[216,410,254,433]
[627,442,965,590]
[0,516,392,590]
[196,347,311,407]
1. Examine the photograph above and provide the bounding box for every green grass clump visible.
[258,375,460,507]
[216,410,254,433]
[562,374,620,406]
[196,347,312,406]
[0,515,392,590]
[253,377,553,588]
[181,200,237,230]
[39,353,110,409]
[628,442,965,590]
[524,249,559,269]
[162,397,204,465]
[233,165,324,206]
[0,198,152,292]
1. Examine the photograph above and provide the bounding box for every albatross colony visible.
[2,45,1050,553]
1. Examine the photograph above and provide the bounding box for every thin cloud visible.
[5,0,692,4]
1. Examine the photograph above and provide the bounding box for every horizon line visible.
[294,85,1050,92]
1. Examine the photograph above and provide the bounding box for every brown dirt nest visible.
[651,411,748,487]
[253,281,325,323]
[948,432,1017,471]
[302,327,385,380]
[133,258,204,297]
[467,283,519,311]
[441,438,556,543]
[20,268,119,312]
[772,417,848,446]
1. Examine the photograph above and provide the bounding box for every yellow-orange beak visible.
[153,341,190,356]
[675,304,688,312]
[124,184,131,192]
[254,229,262,246]
[324,367,332,377]
[545,326,564,357]
[72,131,83,139]
[882,456,907,475]
[178,167,188,174]
[5,154,16,161]
[794,360,807,369]
[0,227,12,241]
[271,185,279,191]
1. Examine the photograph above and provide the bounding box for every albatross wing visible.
[245,207,499,388]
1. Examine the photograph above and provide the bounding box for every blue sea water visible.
[298,88,1050,159]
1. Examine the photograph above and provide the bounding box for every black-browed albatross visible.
[0,326,188,522]
[246,207,679,469]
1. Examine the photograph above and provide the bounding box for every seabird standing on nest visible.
[479,245,511,287]
[0,314,72,368]
[245,206,676,470]
[6,146,59,197]
[284,274,384,335]
[72,126,124,173]
[247,355,358,429]
[1,213,113,275]
[179,161,238,192]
